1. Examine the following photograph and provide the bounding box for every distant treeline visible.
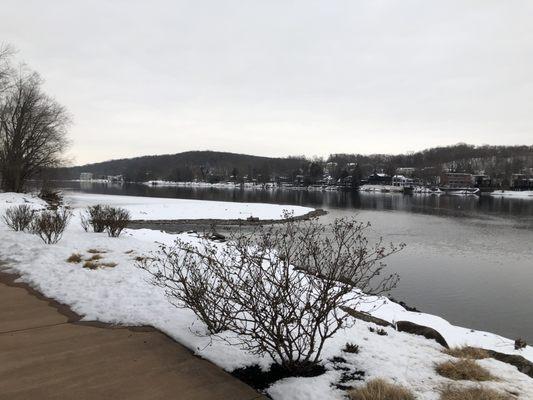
[50,144,533,184]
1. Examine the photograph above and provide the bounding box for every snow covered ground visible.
[1,192,532,399]
[490,190,533,198]
[63,192,313,220]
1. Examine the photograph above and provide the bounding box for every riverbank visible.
[1,192,532,399]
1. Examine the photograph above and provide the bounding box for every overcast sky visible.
[2,1,532,165]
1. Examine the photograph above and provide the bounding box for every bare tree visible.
[140,217,404,375]
[0,44,14,93]
[0,68,70,192]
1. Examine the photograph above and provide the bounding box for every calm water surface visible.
[56,182,533,342]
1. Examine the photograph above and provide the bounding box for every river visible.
[54,181,533,342]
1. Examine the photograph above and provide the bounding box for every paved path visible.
[0,271,265,400]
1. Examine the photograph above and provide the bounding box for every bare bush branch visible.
[31,207,71,244]
[103,206,130,237]
[3,204,34,231]
[80,205,130,237]
[140,217,403,374]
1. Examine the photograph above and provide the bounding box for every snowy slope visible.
[0,192,532,399]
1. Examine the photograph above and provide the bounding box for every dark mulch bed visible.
[231,363,326,391]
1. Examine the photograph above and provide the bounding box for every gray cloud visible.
[2,0,532,164]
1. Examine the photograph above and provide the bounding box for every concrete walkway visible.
[0,272,265,400]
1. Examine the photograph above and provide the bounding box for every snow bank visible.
[63,192,313,221]
[0,193,532,400]
[490,190,533,198]
[0,192,47,210]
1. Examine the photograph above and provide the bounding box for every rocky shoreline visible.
[127,208,327,232]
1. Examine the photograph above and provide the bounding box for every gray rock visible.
[487,350,533,379]
[396,320,449,348]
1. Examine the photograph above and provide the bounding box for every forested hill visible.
[52,151,308,182]
[52,144,533,183]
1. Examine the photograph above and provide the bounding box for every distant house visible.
[392,175,413,187]
[511,174,533,190]
[366,172,392,185]
[440,173,473,188]
[80,172,93,181]
[473,174,492,189]
[107,175,124,183]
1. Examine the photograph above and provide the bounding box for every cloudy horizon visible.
[2,0,533,165]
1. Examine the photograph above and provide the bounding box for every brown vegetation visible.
[348,378,415,400]
[440,386,513,400]
[66,253,82,263]
[87,254,103,261]
[87,248,106,254]
[444,346,489,360]
[82,260,99,270]
[436,359,494,381]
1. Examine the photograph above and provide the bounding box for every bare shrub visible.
[440,386,513,400]
[140,217,403,374]
[80,213,90,232]
[444,346,489,360]
[31,208,71,244]
[349,378,415,400]
[81,205,107,233]
[139,242,235,334]
[436,359,494,381]
[343,343,360,354]
[80,205,130,237]
[3,204,34,231]
[103,206,130,237]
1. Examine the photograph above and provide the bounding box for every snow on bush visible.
[140,217,404,375]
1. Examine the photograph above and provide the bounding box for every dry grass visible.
[349,379,415,400]
[100,262,118,268]
[82,260,99,270]
[444,346,489,360]
[436,359,494,381]
[87,248,106,254]
[66,253,83,263]
[134,256,146,262]
[124,250,134,254]
[440,386,513,400]
[87,254,103,261]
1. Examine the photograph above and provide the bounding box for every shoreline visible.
[127,208,328,232]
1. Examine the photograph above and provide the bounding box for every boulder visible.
[396,320,449,348]
[487,350,533,378]
[340,306,393,327]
